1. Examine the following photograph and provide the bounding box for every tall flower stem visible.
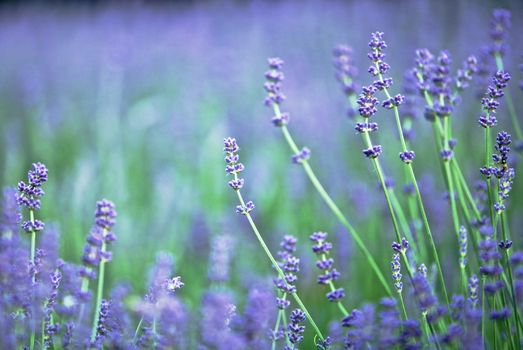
[274,107,392,297]
[379,74,449,307]
[495,54,523,141]
[90,241,107,343]
[233,182,324,342]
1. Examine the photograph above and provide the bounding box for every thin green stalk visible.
[234,185,324,342]
[390,190,419,257]
[379,73,450,307]
[90,241,107,343]
[495,54,523,141]
[271,310,283,350]
[500,212,523,345]
[133,317,144,343]
[273,108,392,296]
[29,209,36,350]
[452,160,482,220]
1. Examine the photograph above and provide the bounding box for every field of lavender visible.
[1,1,523,349]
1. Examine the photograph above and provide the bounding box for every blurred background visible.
[1,0,522,334]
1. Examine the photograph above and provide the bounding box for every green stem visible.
[133,317,144,343]
[378,74,449,308]
[235,187,324,341]
[29,209,36,350]
[90,241,107,344]
[495,53,523,141]
[276,121,392,296]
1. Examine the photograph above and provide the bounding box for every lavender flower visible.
[224,138,255,215]
[274,235,300,308]
[242,285,275,349]
[310,232,345,302]
[17,162,48,233]
[455,56,478,91]
[287,309,306,345]
[459,226,468,268]
[489,9,511,57]
[264,58,289,126]
[333,45,359,118]
[343,305,375,349]
[510,252,523,303]
[377,298,401,349]
[391,254,403,293]
[208,234,235,283]
[478,71,511,128]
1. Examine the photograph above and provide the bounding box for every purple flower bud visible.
[399,150,416,163]
[363,145,383,159]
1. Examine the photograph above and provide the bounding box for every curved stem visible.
[276,120,393,297]
[234,187,325,342]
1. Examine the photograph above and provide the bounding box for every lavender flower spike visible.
[224,137,254,215]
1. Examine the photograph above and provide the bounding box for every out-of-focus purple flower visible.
[399,319,422,350]
[199,291,245,350]
[455,56,478,91]
[291,147,311,164]
[377,298,401,349]
[411,269,444,324]
[242,285,276,349]
[510,251,523,303]
[333,45,359,118]
[489,9,511,57]
[208,234,235,283]
[342,305,375,349]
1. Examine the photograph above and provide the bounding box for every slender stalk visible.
[29,209,36,350]
[133,317,144,343]
[495,54,523,141]
[234,183,324,342]
[274,107,392,296]
[271,310,283,350]
[379,73,450,307]
[90,241,107,343]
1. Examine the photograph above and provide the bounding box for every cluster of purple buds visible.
[355,122,378,134]
[224,137,245,190]
[291,147,311,164]
[440,149,454,162]
[391,237,409,254]
[479,227,506,315]
[489,9,511,57]
[413,48,435,94]
[357,85,379,119]
[310,232,344,302]
[478,71,511,128]
[264,58,290,126]
[382,94,404,109]
[391,254,403,293]
[498,240,512,250]
[92,299,111,346]
[274,235,299,309]
[264,58,286,106]
[430,51,453,106]
[17,162,48,233]
[468,274,479,309]
[81,200,117,268]
[287,309,306,346]
[43,264,63,348]
[362,145,383,159]
[412,268,444,323]
[224,137,256,215]
[399,150,416,164]
[459,226,468,268]
[456,56,478,91]
[367,32,390,76]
